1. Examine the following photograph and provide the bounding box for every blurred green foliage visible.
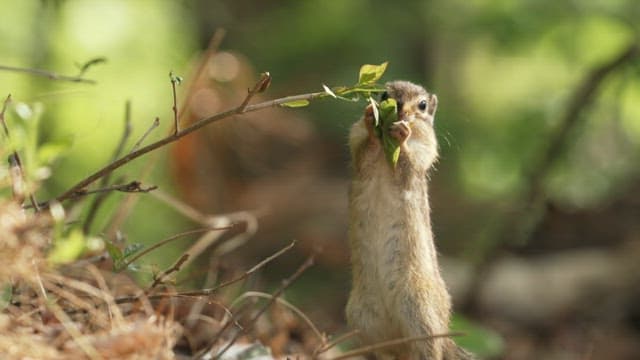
[451,314,504,358]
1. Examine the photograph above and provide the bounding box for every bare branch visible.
[0,64,97,84]
[99,29,227,236]
[169,72,182,134]
[40,84,326,208]
[238,72,272,111]
[63,180,157,203]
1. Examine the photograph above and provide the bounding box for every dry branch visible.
[39,79,326,208]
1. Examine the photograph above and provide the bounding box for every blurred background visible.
[2,0,640,358]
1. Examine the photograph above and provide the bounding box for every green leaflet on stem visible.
[375,98,401,168]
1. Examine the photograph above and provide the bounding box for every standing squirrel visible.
[346,81,473,360]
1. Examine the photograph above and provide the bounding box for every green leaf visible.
[450,314,504,358]
[376,98,401,168]
[358,62,388,85]
[48,229,86,264]
[280,99,310,108]
[105,240,123,263]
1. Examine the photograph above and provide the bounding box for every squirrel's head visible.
[380,81,439,171]
[381,81,438,126]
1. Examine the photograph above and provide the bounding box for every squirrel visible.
[346,81,473,360]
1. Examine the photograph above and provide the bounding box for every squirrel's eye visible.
[418,99,428,111]
[380,91,389,101]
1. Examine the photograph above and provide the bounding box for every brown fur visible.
[346,81,473,360]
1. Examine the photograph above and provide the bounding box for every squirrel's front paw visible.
[364,105,378,142]
[390,120,411,145]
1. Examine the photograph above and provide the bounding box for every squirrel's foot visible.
[390,120,411,145]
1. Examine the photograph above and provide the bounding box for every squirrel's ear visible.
[428,93,438,116]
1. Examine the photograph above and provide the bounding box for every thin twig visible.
[147,253,190,291]
[121,226,232,269]
[169,72,181,134]
[130,117,160,154]
[75,57,107,78]
[206,256,315,360]
[113,240,295,304]
[326,332,464,360]
[40,85,326,208]
[83,101,132,233]
[0,64,97,84]
[238,72,272,111]
[64,181,157,203]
